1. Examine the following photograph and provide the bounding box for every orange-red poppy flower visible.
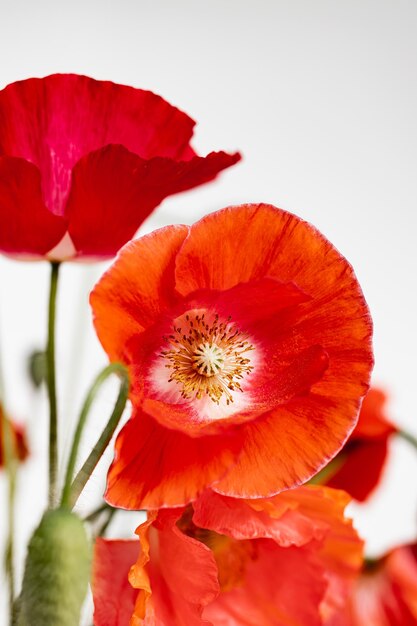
[0,409,28,466]
[91,203,373,509]
[348,544,417,625]
[92,486,363,626]
[0,74,239,260]
[316,388,397,501]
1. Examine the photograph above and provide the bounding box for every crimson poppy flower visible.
[349,544,417,625]
[315,388,397,501]
[0,74,240,260]
[91,203,373,509]
[0,409,28,466]
[92,486,363,626]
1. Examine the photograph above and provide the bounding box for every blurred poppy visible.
[0,74,240,260]
[92,486,363,626]
[0,408,28,465]
[315,389,396,501]
[91,203,373,509]
[349,544,417,625]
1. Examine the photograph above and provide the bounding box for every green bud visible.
[27,350,47,389]
[18,509,91,626]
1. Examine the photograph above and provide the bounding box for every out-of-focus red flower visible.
[0,410,28,465]
[319,389,397,501]
[92,486,363,626]
[348,544,417,625]
[91,203,373,509]
[0,74,240,260]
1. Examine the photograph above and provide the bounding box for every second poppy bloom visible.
[0,74,239,260]
[320,388,397,501]
[92,486,364,626]
[91,203,373,508]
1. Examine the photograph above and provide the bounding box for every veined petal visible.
[105,410,242,510]
[67,145,240,258]
[129,510,219,626]
[192,486,352,547]
[93,539,139,626]
[90,225,189,362]
[213,392,366,497]
[0,156,66,256]
[0,74,197,215]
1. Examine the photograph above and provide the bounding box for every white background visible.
[1,0,417,621]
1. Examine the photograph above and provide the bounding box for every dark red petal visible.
[105,410,242,510]
[0,74,197,214]
[353,388,396,438]
[67,145,240,258]
[92,538,138,626]
[0,157,66,256]
[327,438,389,502]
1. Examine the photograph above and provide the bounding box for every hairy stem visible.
[1,410,17,619]
[60,363,129,510]
[398,429,417,452]
[47,261,61,508]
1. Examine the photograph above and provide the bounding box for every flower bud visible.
[18,509,91,626]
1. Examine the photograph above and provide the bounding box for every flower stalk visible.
[1,409,18,620]
[60,363,129,510]
[398,429,417,452]
[47,261,61,508]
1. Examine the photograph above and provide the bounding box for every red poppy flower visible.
[316,388,397,501]
[92,486,363,626]
[349,544,417,625]
[0,74,240,260]
[0,409,28,466]
[91,203,373,509]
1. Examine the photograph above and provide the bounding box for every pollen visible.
[161,311,254,404]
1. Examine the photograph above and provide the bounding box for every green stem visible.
[83,502,110,523]
[47,261,61,508]
[398,429,417,452]
[61,363,129,510]
[96,507,117,538]
[1,409,17,618]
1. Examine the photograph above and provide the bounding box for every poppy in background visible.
[315,389,397,501]
[0,409,28,466]
[349,544,417,625]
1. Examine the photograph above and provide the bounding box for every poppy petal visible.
[90,224,189,362]
[0,74,197,214]
[213,392,366,497]
[205,540,326,626]
[0,156,66,256]
[130,510,219,625]
[354,388,396,438]
[67,145,240,257]
[93,538,139,626]
[192,486,351,548]
[105,410,242,510]
[326,438,389,502]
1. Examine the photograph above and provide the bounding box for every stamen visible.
[161,311,254,404]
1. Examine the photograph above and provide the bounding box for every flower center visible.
[161,311,254,405]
